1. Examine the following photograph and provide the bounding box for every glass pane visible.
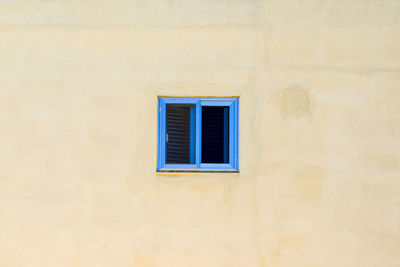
[201,106,229,163]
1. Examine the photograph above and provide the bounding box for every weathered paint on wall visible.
[0,1,399,266]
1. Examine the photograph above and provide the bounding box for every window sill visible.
[158,164,238,173]
[156,170,239,176]
[157,170,239,173]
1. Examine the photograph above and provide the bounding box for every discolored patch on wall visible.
[285,162,325,202]
[132,252,157,267]
[270,230,303,265]
[360,152,398,171]
[280,85,312,119]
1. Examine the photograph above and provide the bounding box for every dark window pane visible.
[166,104,195,164]
[201,106,229,163]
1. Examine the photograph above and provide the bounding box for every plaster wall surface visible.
[0,1,400,266]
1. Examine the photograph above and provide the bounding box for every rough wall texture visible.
[0,1,399,266]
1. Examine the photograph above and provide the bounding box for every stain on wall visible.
[360,152,398,171]
[285,162,325,202]
[131,252,157,267]
[280,85,312,119]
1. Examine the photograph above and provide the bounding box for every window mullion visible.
[195,100,201,168]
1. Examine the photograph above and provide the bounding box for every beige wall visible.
[1,1,400,266]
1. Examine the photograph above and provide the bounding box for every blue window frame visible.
[157,97,239,172]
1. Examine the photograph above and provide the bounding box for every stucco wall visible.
[1,1,399,266]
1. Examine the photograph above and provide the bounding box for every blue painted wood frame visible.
[157,97,239,172]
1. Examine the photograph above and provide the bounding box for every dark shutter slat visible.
[166,105,191,164]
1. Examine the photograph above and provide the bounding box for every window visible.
[157,97,239,172]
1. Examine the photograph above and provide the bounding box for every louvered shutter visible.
[166,105,191,164]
